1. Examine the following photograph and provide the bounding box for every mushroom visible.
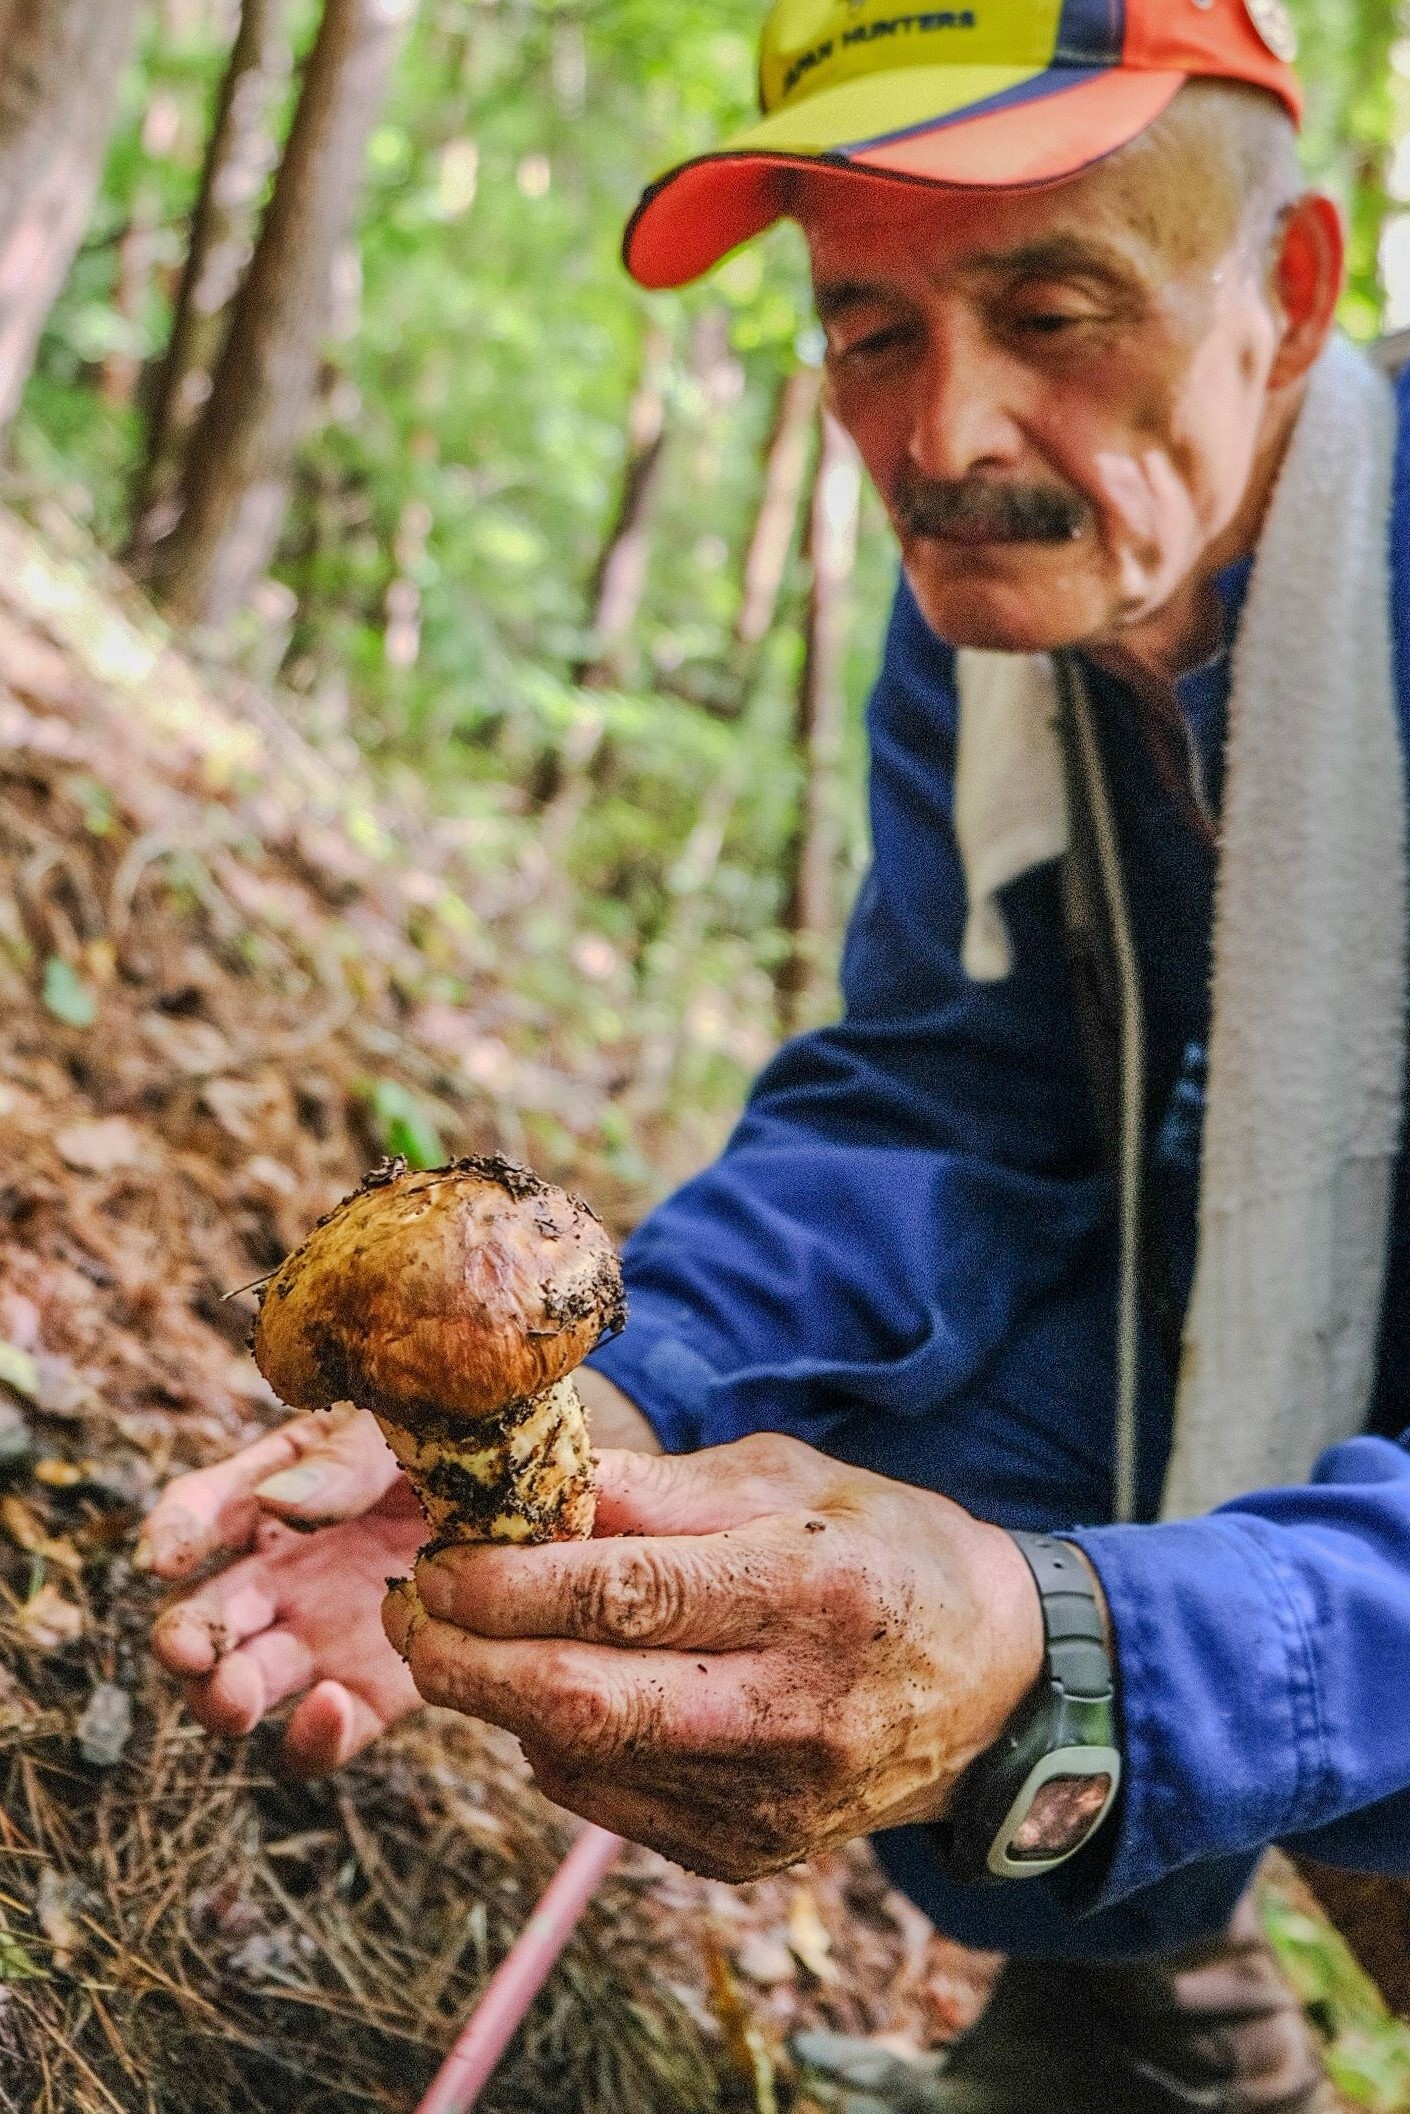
[252,1155,625,1545]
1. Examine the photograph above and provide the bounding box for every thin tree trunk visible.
[776,409,860,1036]
[148,0,413,626]
[100,187,162,409]
[735,365,821,651]
[129,0,294,560]
[574,323,671,689]
[0,0,146,433]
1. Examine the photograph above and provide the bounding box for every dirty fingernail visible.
[256,1466,328,1507]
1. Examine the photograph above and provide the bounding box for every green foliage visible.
[361,1076,445,1169]
[11,0,1410,1129]
[1261,1890,1410,2112]
[41,958,97,1031]
[1288,0,1404,333]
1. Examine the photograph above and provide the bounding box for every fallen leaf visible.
[41,957,97,1030]
[139,1012,232,1077]
[16,1583,83,1652]
[787,1887,840,1985]
[705,1930,779,2114]
[36,1868,84,1970]
[75,1681,133,1768]
[55,1116,148,1175]
[0,1494,81,1571]
[0,1400,33,1472]
[0,1341,38,1401]
[32,1355,96,1419]
[0,1914,46,1982]
[33,1458,87,1489]
[737,1929,795,1986]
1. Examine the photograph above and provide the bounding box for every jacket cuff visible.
[1058,1516,1320,1913]
[583,1296,720,1454]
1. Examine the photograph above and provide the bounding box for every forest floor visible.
[0,497,1404,2112]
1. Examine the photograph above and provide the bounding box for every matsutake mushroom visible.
[252,1155,625,1546]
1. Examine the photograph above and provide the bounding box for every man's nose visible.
[907,324,1025,484]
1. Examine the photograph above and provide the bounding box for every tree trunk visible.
[100,187,162,410]
[735,365,821,651]
[0,0,146,433]
[129,0,295,561]
[147,0,413,627]
[776,409,860,1036]
[574,322,671,690]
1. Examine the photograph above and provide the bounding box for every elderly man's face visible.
[800,153,1289,654]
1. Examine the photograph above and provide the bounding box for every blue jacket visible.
[587,363,1410,1959]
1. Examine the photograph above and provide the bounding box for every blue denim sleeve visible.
[589,578,1114,1460]
[1065,1434,1410,1907]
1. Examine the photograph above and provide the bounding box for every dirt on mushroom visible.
[253,1154,624,1547]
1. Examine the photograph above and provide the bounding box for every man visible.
[144,3,1410,2108]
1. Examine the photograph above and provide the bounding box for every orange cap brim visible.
[625,67,1185,291]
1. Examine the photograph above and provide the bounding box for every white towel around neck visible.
[952,335,1408,1518]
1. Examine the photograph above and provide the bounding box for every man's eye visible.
[837,324,912,362]
[1013,309,1087,336]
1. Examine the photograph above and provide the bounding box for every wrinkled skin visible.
[383,1435,1042,1879]
[802,103,1341,672]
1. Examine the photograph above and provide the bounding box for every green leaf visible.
[0,1342,38,1402]
[0,1918,46,1982]
[41,958,97,1030]
[365,1079,443,1170]
[69,776,115,837]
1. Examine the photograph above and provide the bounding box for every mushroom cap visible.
[252,1156,625,1429]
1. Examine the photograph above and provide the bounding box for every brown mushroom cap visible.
[252,1155,625,1430]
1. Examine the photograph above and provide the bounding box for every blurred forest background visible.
[0,0,1402,1187]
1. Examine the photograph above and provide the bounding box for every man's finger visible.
[415,1520,808,1650]
[384,1589,766,1761]
[136,1408,401,1578]
[282,1678,413,1779]
[152,1572,280,1675]
[591,1431,838,1539]
[185,1625,317,1738]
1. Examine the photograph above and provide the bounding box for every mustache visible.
[894,470,1091,546]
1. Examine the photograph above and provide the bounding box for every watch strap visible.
[1009,1531,1112,1705]
[937,1530,1120,1884]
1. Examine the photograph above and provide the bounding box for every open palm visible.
[147,1409,425,1774]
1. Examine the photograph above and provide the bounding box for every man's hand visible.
[383,1433,1044,1882]
[144,1407,425,1774]
[143,1375,659,1774]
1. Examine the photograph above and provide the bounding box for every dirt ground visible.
[0,506,998,2112]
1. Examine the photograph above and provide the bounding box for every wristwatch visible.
[940,1531,1121,1883]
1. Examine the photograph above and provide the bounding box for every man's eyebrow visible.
[814,237,1142,318]
[813,278,883,324]
[962,234,1142,286]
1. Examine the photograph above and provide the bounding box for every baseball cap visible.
[624,0,1303,290]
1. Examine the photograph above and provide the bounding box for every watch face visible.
[1007,1771,1114,1862]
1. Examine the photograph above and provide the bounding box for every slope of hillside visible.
[0,507,995,2112]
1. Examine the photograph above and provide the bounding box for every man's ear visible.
[1266,192,1344,389]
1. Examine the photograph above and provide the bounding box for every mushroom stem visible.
[373,1375,597,1546]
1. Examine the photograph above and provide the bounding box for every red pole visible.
[414,1824,623,2114]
